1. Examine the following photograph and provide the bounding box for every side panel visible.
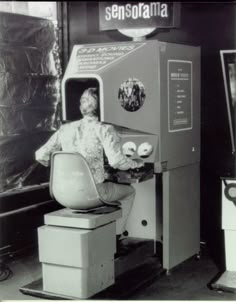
[163,163,200,270]
[100,41,160,135]
[125,176,162,244]
[159,43,201,170]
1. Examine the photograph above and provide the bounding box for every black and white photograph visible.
[1,1,236,301]
[118,78,146,112]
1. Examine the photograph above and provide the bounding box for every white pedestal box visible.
[42,260,114,299]
[38,222,116,267]
[38,208,122,298]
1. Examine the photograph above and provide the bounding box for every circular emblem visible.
[118,78,146,112]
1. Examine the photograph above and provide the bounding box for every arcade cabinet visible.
[21,40,201,299]
[61,39,201,270]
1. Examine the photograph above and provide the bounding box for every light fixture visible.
[118,27,156,41]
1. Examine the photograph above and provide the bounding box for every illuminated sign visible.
[99,2,180,30]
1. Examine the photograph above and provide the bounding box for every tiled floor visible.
[0,247,236,300]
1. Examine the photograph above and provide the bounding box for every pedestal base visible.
[211,271,236,293]
[20,239,164,300]
[42,260,114,299]
[37,207,122,298]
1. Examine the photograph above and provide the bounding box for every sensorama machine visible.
[61,39,201,270]
[25,40,200,299]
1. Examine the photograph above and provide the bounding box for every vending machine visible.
[61,40,201,270]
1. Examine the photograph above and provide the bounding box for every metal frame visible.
[220,50,236,154]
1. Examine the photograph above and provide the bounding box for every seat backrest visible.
[50,151,104,210]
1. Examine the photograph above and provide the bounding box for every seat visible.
[49,151,121,212]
